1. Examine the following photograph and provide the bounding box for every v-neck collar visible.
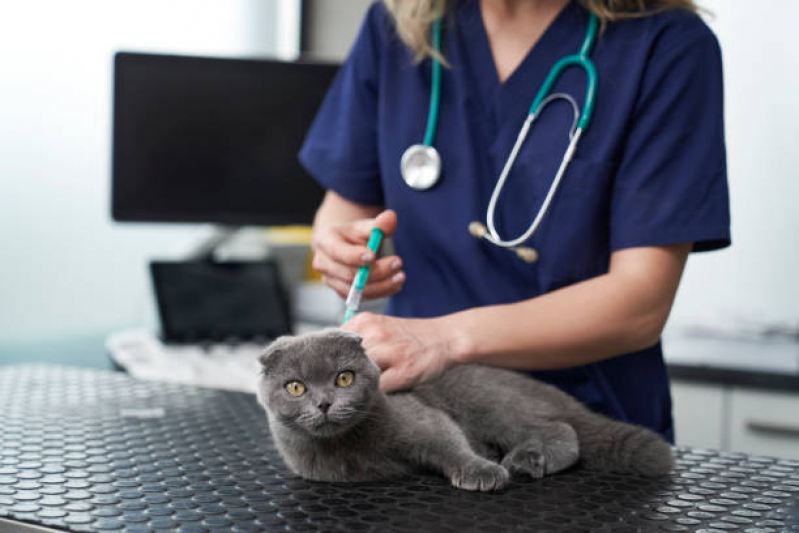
[454,0,586,127]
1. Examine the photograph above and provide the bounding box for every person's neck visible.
[479,0,570,83]
[481,0,570,20]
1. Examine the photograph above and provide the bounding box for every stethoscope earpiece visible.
[514,247,538,263]
[468,221,488,239]
[469,221,538,263]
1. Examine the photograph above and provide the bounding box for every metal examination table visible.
[0,365,797,532]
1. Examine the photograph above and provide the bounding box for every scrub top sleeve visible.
[609,26,731,253]
[298,3,388,207]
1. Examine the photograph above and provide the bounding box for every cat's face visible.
[256,329,380,439]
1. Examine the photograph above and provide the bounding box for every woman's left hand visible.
[342,312,463,393]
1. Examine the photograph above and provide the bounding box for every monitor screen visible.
[112,52,337,226]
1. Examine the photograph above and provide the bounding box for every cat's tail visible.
[564,409,674,477]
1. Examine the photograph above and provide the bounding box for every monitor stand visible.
[189,225,242,261]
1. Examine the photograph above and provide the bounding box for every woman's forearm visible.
[444,244,691,369]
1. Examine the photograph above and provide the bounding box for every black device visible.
[150,260,292,343]
[112,52,338,225]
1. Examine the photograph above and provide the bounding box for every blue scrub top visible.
[300,0,730,441]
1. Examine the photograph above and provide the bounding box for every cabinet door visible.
[671,380,727,450]
[730,388,799,460]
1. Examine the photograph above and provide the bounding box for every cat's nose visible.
[318,401,331,414]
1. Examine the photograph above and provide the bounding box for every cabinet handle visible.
[746,419,799,439]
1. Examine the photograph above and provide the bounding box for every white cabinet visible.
[671,379,799,460]
[729,388,799,460]
[671,381,727,450]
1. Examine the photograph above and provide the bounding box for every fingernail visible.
[391,259,401,271]
[361,252,375,264]
[392,272,405,283]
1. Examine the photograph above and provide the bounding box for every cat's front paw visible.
[450,460,509,492]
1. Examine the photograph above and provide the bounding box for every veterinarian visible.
[300,0,729,442]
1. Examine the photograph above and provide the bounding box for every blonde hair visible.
[382,0,699,62]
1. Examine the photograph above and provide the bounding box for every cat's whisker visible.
[333,409,387,422]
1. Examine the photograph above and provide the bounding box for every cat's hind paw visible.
[501,446,546,479]
[450,460,509,491]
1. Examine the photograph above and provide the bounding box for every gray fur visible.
[256,329,673,491]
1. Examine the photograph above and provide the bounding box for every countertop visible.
[663,333,799,393]
[1,364,797,532]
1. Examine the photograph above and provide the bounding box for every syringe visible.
[342,228,384,324]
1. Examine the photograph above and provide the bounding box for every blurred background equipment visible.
[112,52,335,226]
[106,52,347,387]
[111,52,347,326]
[149,259,292,342]
[108,259,295,392]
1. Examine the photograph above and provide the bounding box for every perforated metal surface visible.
[0,365,797,533]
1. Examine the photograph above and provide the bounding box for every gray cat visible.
[256,329,673,491]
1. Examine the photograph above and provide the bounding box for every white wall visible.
[0,1,299,344]
[667,0,799,332]
[303,0,372,60]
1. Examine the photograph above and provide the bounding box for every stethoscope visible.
[400,12,599,263]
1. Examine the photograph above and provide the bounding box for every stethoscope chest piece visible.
[401,144,441,190]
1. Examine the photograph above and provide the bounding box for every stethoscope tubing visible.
[486,124,583,249]
[484,13,598,249]
[423,19,443,147]
[529,13,598,127]
[404,12,600,258]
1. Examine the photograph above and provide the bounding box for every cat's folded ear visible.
[325,329,366,354]
[331,329,363,344]
[259,336,292,374]
[259,347,282,375]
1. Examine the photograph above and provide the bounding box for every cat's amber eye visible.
[285,380,306,397]
[335,371,355,388]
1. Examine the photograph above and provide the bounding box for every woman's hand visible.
[311,208,405,300]
[342,312,464,393]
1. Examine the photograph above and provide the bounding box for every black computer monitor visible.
[112,52,338,226]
